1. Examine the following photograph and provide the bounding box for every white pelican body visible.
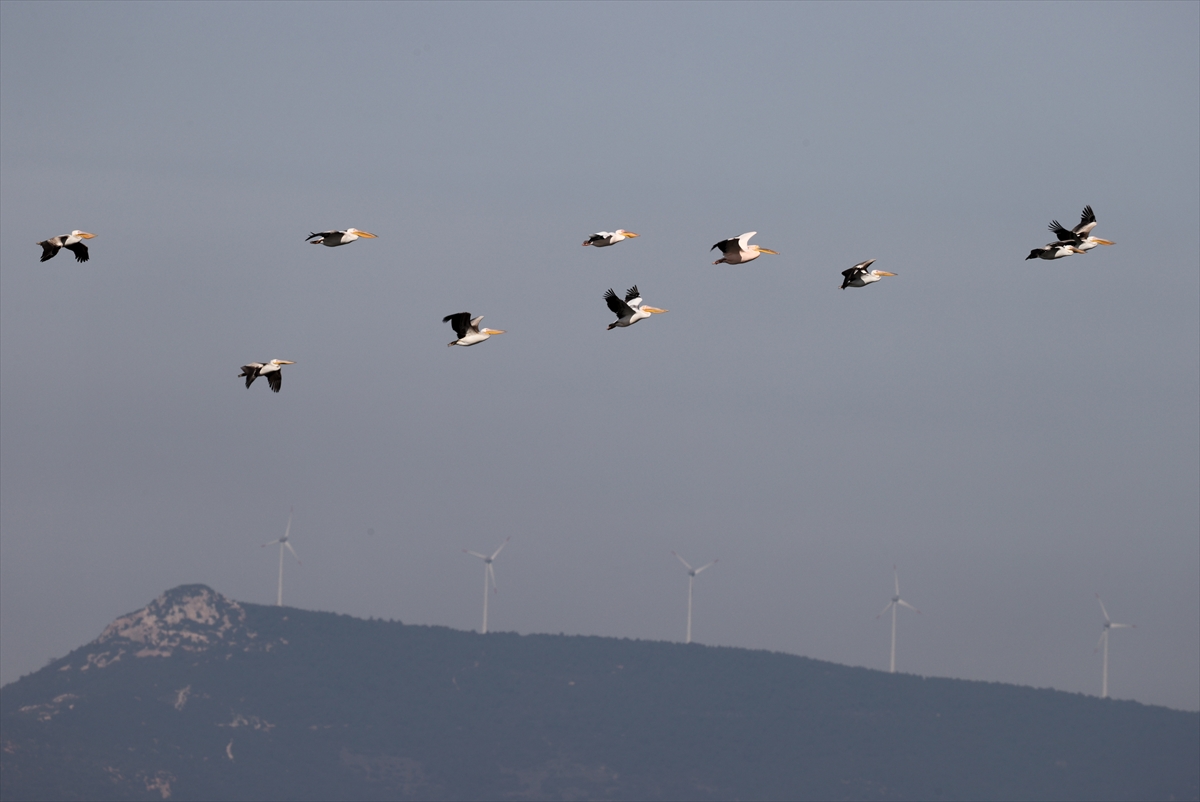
[239,359,295,393]
[840,258,897,289]
[306,228,377,247]
[605,285,667,329]
[1048,205,1114,252]
[711,231,777,264]
[582,229,639,247]
[38,230,95,263]
[445,313,506,346]
[1026,242,1086,260]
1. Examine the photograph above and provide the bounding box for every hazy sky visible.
[1,1,1197,711]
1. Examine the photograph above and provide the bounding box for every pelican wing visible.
[64,241,90,262]
[737,232,757,250]
[1047,220,1077,243]
[605,289,633,318]
[38,240,61,262]
[240,363,264,389]
[443,312,472,340]
[1074,205,1097,236]
[266,370,283,393]
[711,238,737,254]
[585,232,613,246]
[841,259,874,280]
[624,285,641,304]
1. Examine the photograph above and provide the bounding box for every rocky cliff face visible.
[67,585,277,672]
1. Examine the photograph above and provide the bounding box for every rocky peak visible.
[76,585,266,670]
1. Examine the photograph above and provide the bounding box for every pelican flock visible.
[37,231,95,263]
[711,232,777,264]
[31,205,1113,405]
[306,228,377,247]
[239,360,295,393]
[582,229,639,247]
[605,285,667,330]
[1026,205,1114,260]
[444,313,506,346]
[840,259,897,289]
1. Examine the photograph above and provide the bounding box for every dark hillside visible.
[2,585,1196,801]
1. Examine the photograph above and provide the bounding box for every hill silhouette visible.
[1,585,1196,801]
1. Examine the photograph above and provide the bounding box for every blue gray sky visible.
[1,1,1197,711]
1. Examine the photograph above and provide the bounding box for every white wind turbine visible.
[1095,594,1135,699]
[261,509,301,607]
[673,552,717,644]
[464,537,510,634]
[877,565,920,673]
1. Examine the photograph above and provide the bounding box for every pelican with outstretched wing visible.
[711,232,777,265]
[604,285,667,329]
[582,229,639,247]
[1048,205,1114,252]
[444,313,506,347]
[306,228,377,247]
[239,360,295,393]
[840,259,897,289]
[38,231,96,263]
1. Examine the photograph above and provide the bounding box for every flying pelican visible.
[305,228,377,247]
[37,231,95,263]
[444,313,506,347]
[840,258,897,289]
[711,232,778,265]
[604,285,667,330]
[582,229,639,247]
[1025,242,1086,260]
[239,360,295,393]
[1048,205,1114,252]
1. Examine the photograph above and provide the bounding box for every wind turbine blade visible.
[490,536,511,561]
[694,560,718,574]
[464,550,488,560]
[261,539,281,547]
[1095,630,1107,652]
[894,566,900,597]
[1109,622,1134,629]
[1096,594,1111,623]
[877,600,894,619]
[488,562,497,593]
[285,541,301,565]
[284,510,292,541]
[898,599,921,614]
[672,552,694,571]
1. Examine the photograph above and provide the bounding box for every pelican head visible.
[270,360,296,366]
[1089,238,1115,246]
[616,230,639,238]
[481,328,506,335]
[346,228,377,238]
[72,231,96,239]
[872,271,897,278]
[753,246,778,255]
[640,306,668,314]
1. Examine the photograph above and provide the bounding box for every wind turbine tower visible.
[261,510,301,607]
[1096,594,1135,699]
[464,538,510,634]
[877,565,920,673]
[673,552,717,644]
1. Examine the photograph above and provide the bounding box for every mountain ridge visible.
[2,584,1196,801]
